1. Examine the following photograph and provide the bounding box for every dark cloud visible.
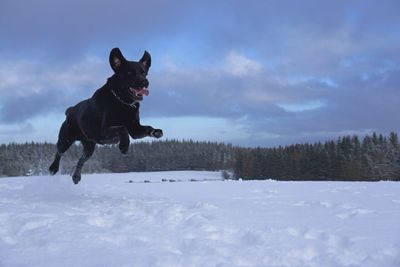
[235,67,400,146]
[143,53,400,146]
[0,89,63,123]
[0,0,195,61]
[0,0,399,145]
[0,57,109,123]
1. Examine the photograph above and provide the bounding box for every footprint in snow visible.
[293,201,309,207]
[18,218,56,233]
[286,227,351,248]
[336,208,375,219]
[87,216,114,228]
[293,201,333,208]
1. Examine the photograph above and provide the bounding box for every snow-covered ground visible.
[0,171,399,267]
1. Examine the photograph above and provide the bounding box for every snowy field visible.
[0,171,399,267]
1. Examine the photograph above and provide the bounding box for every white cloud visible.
[0,61,40,93]
[0,56,106,96]
[224,51,262,76]
[277,100,326,112]
[0,56,110,124]
[47,56,105,87]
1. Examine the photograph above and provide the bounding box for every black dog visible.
[49,48,163,184]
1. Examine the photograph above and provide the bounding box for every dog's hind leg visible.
[49,153,62,175]
[72,140,96,184]
[118,128,130,154]
[49,121,74,175]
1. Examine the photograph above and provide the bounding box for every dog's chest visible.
[98,126,123,144]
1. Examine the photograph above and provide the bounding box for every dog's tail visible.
[65,107,73,116]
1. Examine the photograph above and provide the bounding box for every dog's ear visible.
[109,48,127,73]
[139,51,151,71]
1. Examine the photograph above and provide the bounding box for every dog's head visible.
[109,48,151,103]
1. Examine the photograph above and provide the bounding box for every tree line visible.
[235,132,400,181]
[0,140,234,177]
[0,133,399,181]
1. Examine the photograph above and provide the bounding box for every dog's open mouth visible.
[129,87,149,98]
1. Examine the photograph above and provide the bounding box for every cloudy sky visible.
[0,0,399,147]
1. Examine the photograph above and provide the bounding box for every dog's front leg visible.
[127,108,163,139]
[128,123,163,140]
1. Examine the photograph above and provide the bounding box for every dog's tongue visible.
[138,88,149,96]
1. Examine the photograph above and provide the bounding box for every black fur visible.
[49,48,163,184]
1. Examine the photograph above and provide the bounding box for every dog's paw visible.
[150,129,163,139]
[120,147,129,154]
[119,143,129,154]
[49,163,59,175]
[72,173,81,184]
